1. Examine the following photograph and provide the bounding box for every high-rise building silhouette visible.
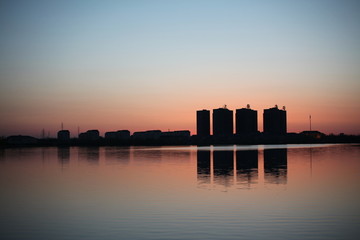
[196,109,210,137]
[236,105,257,134]
[213,107,233,136]
[263,105,287,134]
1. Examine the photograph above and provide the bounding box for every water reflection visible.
[105,147,130,165]
[160,150,191,163]
[197,150,211,184]
[264,149,288,184]
[213,151,234,187]
[197,148,260,188]
[213,151,234,176]
[0,149,5,162]
[78,147,100,164]
[132,149,162,163]
[236,150,258,187]
[309,147,313,177]
[57,147,70,167]
[196,147,289,188]
[0,145,359,240]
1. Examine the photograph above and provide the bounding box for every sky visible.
[0,0,359,137]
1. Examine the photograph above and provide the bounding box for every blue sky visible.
[1,0,359,136]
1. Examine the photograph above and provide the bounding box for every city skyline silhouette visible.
[1,1,359,137]
[3,103,359,147]
[1,2,359,238]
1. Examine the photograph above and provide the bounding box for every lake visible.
[0,144,359,240]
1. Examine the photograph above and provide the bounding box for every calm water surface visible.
[0,144,359,240]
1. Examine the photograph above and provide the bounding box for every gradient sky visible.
[1,0,359,137]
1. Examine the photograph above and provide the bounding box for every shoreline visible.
[1,133,359,148]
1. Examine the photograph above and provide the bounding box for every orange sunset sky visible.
[1,0,359,137]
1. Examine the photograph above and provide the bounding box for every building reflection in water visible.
[105,147,130,165]
[236,150,258,187]
[161,150,191,164]
[132,149,162,163]
[57,147,70,167]
[213,150,234,187]
[78,147,100,165]
[264,148,287,184]
[0,149,5,162]
[197,150,211,184]
[196,147,288,188]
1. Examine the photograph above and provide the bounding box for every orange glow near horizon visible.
[1,1,359,137]
[1,98,359,137]
[1,77,360,137]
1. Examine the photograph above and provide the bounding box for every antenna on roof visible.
[61,122,64,130]
[223,104,227,109]
[247,104,250,109]
[309,115,312,131]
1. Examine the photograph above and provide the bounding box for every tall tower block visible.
[196,109,210,137]
[263,105,287,134]
[236,105,258,134]
[213,107,233,137]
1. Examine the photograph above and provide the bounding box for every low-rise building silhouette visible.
[263,105,287,135]
[213,107,233,137]
[57,130,70,140]
[161,130,190,137]
[196,109,210,137]
[79,130,100,140]
[300,131,325,139]
[132,130,162,140]
[6,135,38,145]
[105,130,130,139]
[236,105,257,134]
